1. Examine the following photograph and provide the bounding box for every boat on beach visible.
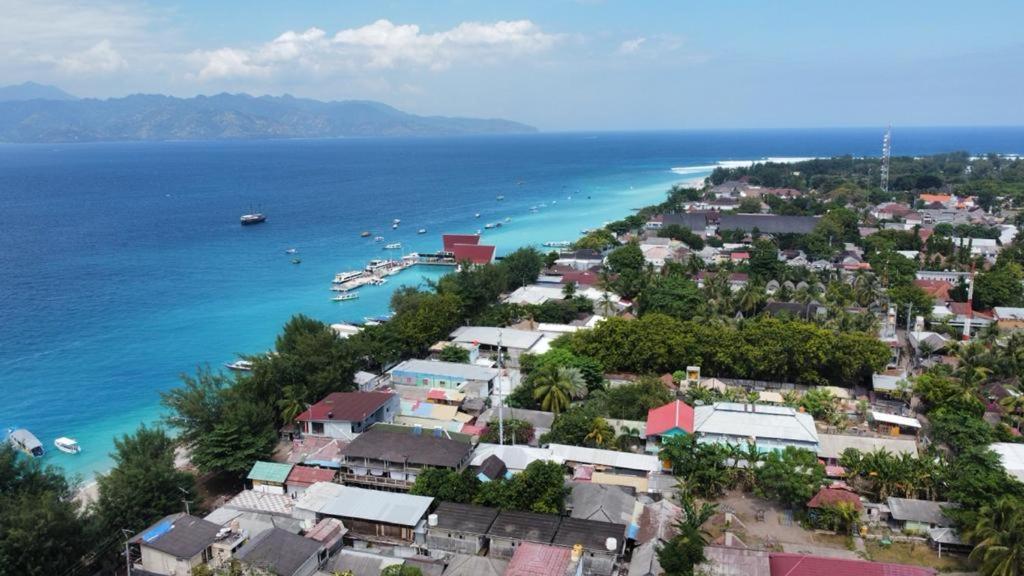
[332,293,359,302]
[225,359,254,372]
[7,428,44,457]
[54,437,81,454]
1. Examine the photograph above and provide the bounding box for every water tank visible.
[428,514,438,527]
[571,544,583,561]
[605,537,617,552]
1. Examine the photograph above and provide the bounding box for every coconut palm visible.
[967,496,1024,576]
[615,425,643,451]
[585,417,615,448]
[735,284,765,317]
[1000,389,1024,431]
[532,366,586,414]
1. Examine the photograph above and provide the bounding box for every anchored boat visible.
[54,437,81,454]
[7,428,44,457]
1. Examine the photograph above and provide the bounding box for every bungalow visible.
[886,497,956,534]
[128,513,224,576]
[424,501,500,555]
[247,461,294,495]
[285,465,336,499]
[869,411,922,436]
[806,487,863,526]
[693,402,819,453]
[816,434,918,469]
[338,426,474,490]
[295,391,399,441]
[235,527,326,576]
[389,358,499,396]
[695,271,749,292]
[487,510,563,559]
[568,482,637,526]
[292,482,433,544]
[644,400,695,453]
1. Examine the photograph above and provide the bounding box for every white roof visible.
[390,359,498,381]
[872,373,906,392]
[548,443,661,473]
[870,411,922,429]
[817,434,918,460]
[294,483,432,527]
[471,443,562,471]
[995,307,1024,321]
[450,326,544,350]
[504,285,564,305]
[991,442,1024,482]
[693,402,818,445]
[536,322,581,334]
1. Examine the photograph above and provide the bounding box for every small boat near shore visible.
[360,231,371,237]
[240,212,266,225]
[225,359,254,372]
[332,293,359,302]
[285,248,298,254]
[543,241,571,248]
[54,437,81,454]
[384,242,402,250]
[7,428,44,457]
[417,228,427,234]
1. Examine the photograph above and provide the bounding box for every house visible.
[292,482,432,544]
[339,426,474,490]
[477,407,556,442]
[693,402,819,453]
[285,465,336,499]
[471,443,563,473]
[487,510,563,559]
[816,434,918,468]
[567,483,636,526]
[552,517,627,576]
[868,411,922,436]
[295,391,399,441]
[235,527,325,576]
[443,554,509,576]
[505,542,573,576]
[636,499,681,545]
[768,553,936,576]
[995,307,1024,331]
[247,461,294,495]
[449,326,546,367]
[762,301,827,320]
[389,358,499,396]
[717,213,820,235]
[887,497,956,533]
[554,248,605,271]
[548,443,662,476]
[326,549,405,576]
[991,442,1024,483]
[424,502,499,555]
[128,514,224,576]
[644,400,694,452]
[475,454,510,482]
[442,233,496,265]
[914,279,954,303]
[807,487,862,518]
[695,271,749,291]
[698,546,771,576]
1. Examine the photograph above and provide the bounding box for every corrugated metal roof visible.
[992,442,1024,482]
[247,461,293,484]
[816,434,918,460]
[390,359,498,382]
[886,498,955,526]
[450,326,545,350]
[870,411,921,429]
[548,443,661,473]
[295,482,432,527]
[693,403,818,445]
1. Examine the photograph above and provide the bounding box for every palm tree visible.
[532,366,585,414]
[615,425,643,452]
[1000,389,1024,431]
[585,417,615,448]
[562,281,577,298]
[277,385,307,425]
[967,497,1024,576]
[735,284,765,317]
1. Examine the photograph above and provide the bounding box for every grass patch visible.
[864,541,970,572]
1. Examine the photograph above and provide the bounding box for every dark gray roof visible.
[476,454,507,480]
[342,428,472,468]
[661,213,709,230]
[487,510,561,543]
[569,482,636,525]
[132,514,220,560]
[236,527,322,576]
[443,554,509,576]
[718,214,820,235]
[431,502,499,534]
[886,497,956,526]
[327,551,392,576]
[553,517,627,552]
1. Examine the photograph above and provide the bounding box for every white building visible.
[693,402,819,453]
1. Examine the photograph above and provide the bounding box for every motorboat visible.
[291,258,302,264]
[54,437,81,454]
[7,428,44,457]
[505,217,511,222]
[417,228,427,234]
[332,293,359,301]
[374,236,385,242]
[225,359,254,372]
[484,223,495,229]
[543,241,571,248]
[393,219,401,224]
[384,243,402,250]
[333,270,365,284]
[496,195,505,201]
[284,248,298,254]
[392,223,399,229]
[475,213,481,218]
[360,231,371,237]
[240,212,266,225]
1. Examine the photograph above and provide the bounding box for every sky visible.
[2,0,1023,131]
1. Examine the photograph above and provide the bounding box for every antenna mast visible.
[881,124,892,193]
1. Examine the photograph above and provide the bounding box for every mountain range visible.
[0,84,536,143]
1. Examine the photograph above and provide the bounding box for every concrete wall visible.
[139,547,203,576]
[425,529,487,555]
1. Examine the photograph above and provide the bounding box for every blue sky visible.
[2,0,1023,130]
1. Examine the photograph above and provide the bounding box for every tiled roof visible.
[285,465,335,487]
[768,553,937,576]
[295,391,395,422]
[807,487,862,510]
[442,234,481,251]
[506,542,572,576]
[645,400,695,436]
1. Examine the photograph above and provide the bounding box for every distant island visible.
[0,83,537,143]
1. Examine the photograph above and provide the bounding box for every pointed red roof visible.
[806,487,862,511]
[443,234,481,252]
[645,400,694,436]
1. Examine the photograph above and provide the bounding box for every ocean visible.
[1,127,1022,481]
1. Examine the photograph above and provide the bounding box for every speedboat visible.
[393,219,401,224]
[285,248,298,254]
[332,293,359,301]
[484,223,495,229]
[475,213,481,218]
[392,223,399,229]
[505,217,511,222]
[360,231,371,237]
[374,236,385,242]
[240,212,266,225]
[384,242,402,250]
[417,228,427,234]
[496,195,505,201]
[7,428,44,457]
[291,258,302,264]
[225,359,254,372]
[54,437,81,454]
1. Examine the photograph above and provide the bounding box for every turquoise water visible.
[2,128,1022,480]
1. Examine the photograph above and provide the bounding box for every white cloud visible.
[192,19,561,80]
[618,37,646,54]
[57,40,127,74]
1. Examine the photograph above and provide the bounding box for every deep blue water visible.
[1,127,1021,480]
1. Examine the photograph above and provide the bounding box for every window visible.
[312,422,324,435]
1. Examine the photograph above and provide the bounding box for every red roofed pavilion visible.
[443,233,481,252]
[451,243,496,265]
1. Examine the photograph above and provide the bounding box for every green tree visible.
[480,419,535,445]
[160,365,230,445]
[659,434,735,499]
[601,376,675,421]
[473,460,567,514]
[747,239,781,281]
[409,468,480,503]
[737,196,763,214]
[657,489,717,576]
[967,496,1024,576]
[190,393,278,478]
[755,447,825,508]
[974,263,1024,310]
[502,247,544,290]
[532,366,586,414]
[638,274,705,319]
[95,425,195,537]
[381,565,424,576]
[606,242,647,298]
[439,345,471,363]
[584,417,616,448]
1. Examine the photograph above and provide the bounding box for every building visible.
[476,407,556,442]
[295,391,399,441]
[449,326,546,367]
[293,482,433,545]
[991,442,1024,483]
[339,426,474,490]
[995,307,1024,331]
[128,514,224,576]
[424,502,500,555]
[806,487,863,527]
[443,554,509,576]
[887,497,957,533]
[506,542,573,576]
[442,233,496,265]
[247,461,294,494]
[326,549,406,575]
[644,400,694,452]
[568,482,636,526]
[389,358,499,395]
[548,443,662,476]
[487,510,563,559]
[235,527,325,576]
[471,443,563,473]
[768,553,936,576]
[552,517,627,576]
[692,402,818,453]
[816,434,918,468]
[868,411,922,436]
[285,465,336,499]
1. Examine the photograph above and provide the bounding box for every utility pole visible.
[881,124,892,193]
[497,330,505,446]
[120,528,133,576]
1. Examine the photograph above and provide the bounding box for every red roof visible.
[949,301,993,319]
[806,487,862,511]
[451,243,496,265]
[285,465,336,487]
[295,391,395,422]
[560,270,601,286]
[506,542,572,576]
[645,400,694,436]
[769,553,936,576]
[443,233,480,252]
[731,252,750,260]
[913,279,952,302]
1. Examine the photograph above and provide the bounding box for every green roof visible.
[247,461,293,484]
